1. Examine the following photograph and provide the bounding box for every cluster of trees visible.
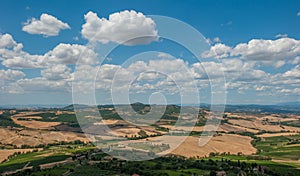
[7,140,86,150]
[287,139,300,145]
[83,154,277,176]
[125,130,162,140]
[0,111,21,127]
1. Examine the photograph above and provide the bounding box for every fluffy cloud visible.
[0,69,25,93]
[41,64,72,81]
[0,33,43,68]
[17,78,70,93]
[0,55,296,102]
[191,59,267,82]
[270,73,300,87]
[41,43,98,65]
[73,58,266,95]
[72,64,129,93]
[0,69,25,81]
[81,10,158,45]
[2,52,42,68]
[283,65,300,79]
[297,11,300,16]
[231,38,300,61]
[0,33,99,93]
[22,13,70,37]
[0,34,98,68]
[0,34,24,62]
[202,38,300,68]
[72,59,194,95]
[0,33,17,49]
[201,43,231,59]
[148,59,188,73]
[0,32,299,101]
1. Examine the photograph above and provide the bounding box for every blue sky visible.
[0,0,300,105]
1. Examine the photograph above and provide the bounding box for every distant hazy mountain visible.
[224,104,300,114]
[1,102,299,114]
[63,104,92,110]
[276,102,300,107]
[0,104,67,109]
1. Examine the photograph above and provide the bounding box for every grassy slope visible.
[0,144,96,173]
[256,135,300,161]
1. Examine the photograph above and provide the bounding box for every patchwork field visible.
[1,106,300,175]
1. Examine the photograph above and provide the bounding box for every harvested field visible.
[229,119,277,131]
[103,120,119,125]
[259,114,300,122]
[226,113,255,120]
[12,112,44,117]
[55,111,75,115]
[220,123,259,133]
[82,124,160,139]
[228,118,300,132]
[142,134,256,158]
[172,134,256,157]
[11,117,61,130]
[282,126,300,132]
[0,128,89,147]
[160,123,259,133]
[15,116,42,120]
[94,120,119,125]
[263,116,297,123]
[256,132,299,138]
[112,127,140,137]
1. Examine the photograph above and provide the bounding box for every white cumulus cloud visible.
[0,34,98,68]
[81,10,158,45]
[283,65,300,79]
[0,33,18,49]
[202,37,300,68]
[41,43,98,65]
[231,38,300,61]
[17,77,70,93]
[201,43,232,59]
[22,13,70,37]
[41,64,72,81]
[0,69,25,81]
[0,69,25,93]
